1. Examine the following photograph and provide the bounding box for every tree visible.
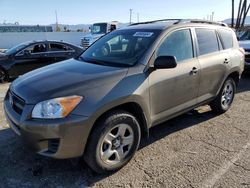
[233,0,250,30]
[232,0,235,27]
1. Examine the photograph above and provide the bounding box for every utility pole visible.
[232,0,235,27]
[211,12,215,21]
[137,13,140,23]
[55,10,60,32]
[129,9,133,24]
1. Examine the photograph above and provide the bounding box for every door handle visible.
[190,67,198,75]
[224,58,230,64]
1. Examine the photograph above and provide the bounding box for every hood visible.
[0,52,7,58]
[0,53,9,63]
[239,40,250,50]
[11,59,128,104]
[83,33,105,41]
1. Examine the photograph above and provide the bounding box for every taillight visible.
[239,48,245,61]
[239,47,245,55]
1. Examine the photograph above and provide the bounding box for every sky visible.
[0,0,241,25]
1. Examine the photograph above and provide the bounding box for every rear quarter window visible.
[49,43,74,52]
[217,29,234,49]
[196,28,219,56]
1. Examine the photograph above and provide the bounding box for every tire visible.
[84,110,141,173]
[0,68,8,83]
[210,78,236,114]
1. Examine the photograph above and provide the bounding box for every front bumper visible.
[4,93,94,159]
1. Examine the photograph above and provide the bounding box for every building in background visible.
[0,25,53,32]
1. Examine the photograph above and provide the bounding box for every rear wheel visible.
[210,78,236,113]
[0,68,8,83]
[84,110,141,173]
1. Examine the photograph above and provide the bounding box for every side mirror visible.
[154,56,177,69]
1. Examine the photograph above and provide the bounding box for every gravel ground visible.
[0,75,250,188]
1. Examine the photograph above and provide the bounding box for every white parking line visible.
[202,141,250,188]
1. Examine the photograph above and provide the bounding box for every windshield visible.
[5,43,27,55]
[91,23,107,35]
[240,31,250,41]
[80,29,160,67]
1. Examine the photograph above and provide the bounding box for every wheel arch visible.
[84,101,150,155]
[227,71,240,86]
[215,69,241,96]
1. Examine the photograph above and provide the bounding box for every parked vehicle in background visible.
[0,40,84,82]
[238,30,250,72]
[4,19,244,173]
[81,21,120,49]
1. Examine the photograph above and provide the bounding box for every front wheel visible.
[210,78,236,113]
[84,111,141,173]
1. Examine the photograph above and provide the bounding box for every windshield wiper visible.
[79,57,107,66]
[78,57,132,67]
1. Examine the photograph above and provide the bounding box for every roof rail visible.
[129,19,181,26]
[129,19,228,27]
[181,19,228,27]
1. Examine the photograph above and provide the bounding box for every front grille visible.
[81,38,90,49]
[8,91,25,115]
[48,139,60,154]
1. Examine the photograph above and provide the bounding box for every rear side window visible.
[49,43,74,52]
[196,29,219,56]
[217,29,233,49]
[157,29,193,62]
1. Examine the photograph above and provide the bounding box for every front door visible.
[10,43,49,77]
[149,29,200,125]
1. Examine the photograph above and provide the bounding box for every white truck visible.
[81,22,119,49]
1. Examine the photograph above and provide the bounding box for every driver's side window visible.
[16,44,46,56]
[157,29,194,63]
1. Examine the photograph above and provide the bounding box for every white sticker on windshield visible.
[133,32,154,37]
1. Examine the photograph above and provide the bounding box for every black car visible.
[0,40,84,82]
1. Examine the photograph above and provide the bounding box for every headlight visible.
[32,96,83,119]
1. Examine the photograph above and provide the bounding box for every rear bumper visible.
[4,94,94,159]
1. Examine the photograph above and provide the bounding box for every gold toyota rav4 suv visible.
[4,19,245,173]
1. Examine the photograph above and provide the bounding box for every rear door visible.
[195,28,230,103]
[48,43,76,63]
[217,28,242,71]
[149,28,200,125]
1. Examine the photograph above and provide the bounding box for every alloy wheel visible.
[221,82,234,109]
[100,124,134,165]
